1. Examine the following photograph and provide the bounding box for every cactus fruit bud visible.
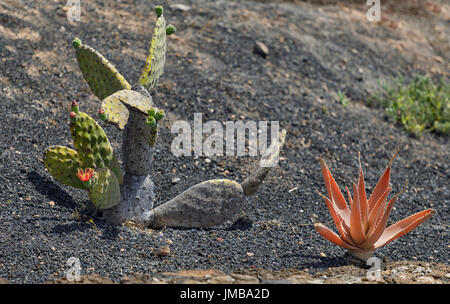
[71,100,79,113]
[72,37,82,48]
[148,108,156,117]
[69,111,78,122]
[155,5,163,17]
[98,109,106,121]
[155,109,165,121]
[147,116,157,128]
[166,24,176,35]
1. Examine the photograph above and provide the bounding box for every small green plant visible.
[337,91,350,108]
[371,75,449,136]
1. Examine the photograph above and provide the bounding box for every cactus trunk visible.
[103,104,156,224]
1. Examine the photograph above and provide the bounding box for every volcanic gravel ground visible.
[0,0,448,283]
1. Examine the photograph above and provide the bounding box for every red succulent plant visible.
[315,154,435,260]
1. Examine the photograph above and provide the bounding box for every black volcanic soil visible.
[0,0,448,283]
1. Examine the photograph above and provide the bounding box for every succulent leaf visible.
[88,168,121,210]
[100,90,154,129]
[43,146,87,190]
[69,111,114,170]
[73,38,131,100]
[138,10,167,91]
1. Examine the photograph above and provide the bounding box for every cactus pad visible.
[100,94,130,130]
[138,12,167,91]
[87,168,121,209]
[69,111,115,171]
[43,146,87,190]
[73,38,131,100]
[100,90,154,129]
[105,90,153,114]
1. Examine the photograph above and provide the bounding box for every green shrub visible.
[371,75,449,136]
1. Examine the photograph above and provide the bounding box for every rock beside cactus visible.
[241,129,287,196]
[147,179,245,228]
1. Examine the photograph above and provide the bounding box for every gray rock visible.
[147,179,245,228]
[241,129,286,196]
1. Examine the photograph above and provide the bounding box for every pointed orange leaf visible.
[317,191,354,245]
[367,187,392,233]
[374,209,435,248]
[349,183,367,245]
[357,165,369,232]
[368,165,391,211]
[314,223,359,251]
[320,159,350,224]
[362,189,403,248]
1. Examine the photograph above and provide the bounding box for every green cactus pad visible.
[155,5,163,17]
[138,13,167,91]
[100,94,130,130]
[166,24,176,35]
[69,111,115,170]
[43,146,87,190]
[74,40,131,100]
[88,168,121,210]
[100,90,154,129]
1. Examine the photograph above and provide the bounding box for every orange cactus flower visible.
[315,153,435,260]
[77,168,95,182]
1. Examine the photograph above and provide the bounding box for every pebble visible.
[171,4,191,12]
[158,246,171,257]
[254,41,269,58]
[171,177,181,184]
[208,275,235,284]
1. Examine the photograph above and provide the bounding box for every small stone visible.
[231,274,259,283]
[287,275,309,284]
[48,201,55,207]
[417,276,435,284]
[171,4,191,12]
[158,246,170,257]
[205,158,211,164]
[254,41,269,58]
[171,177,181,184]
[306,279,324,284]
[320,252,326,257]
[247,252,254,257]
[208,275,235,284]
[216,237,224,242]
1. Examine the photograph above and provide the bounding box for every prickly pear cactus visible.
[88,168,121,210]
[44,6,286,228]
[139,5,176,91]
[73,37,131,100]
